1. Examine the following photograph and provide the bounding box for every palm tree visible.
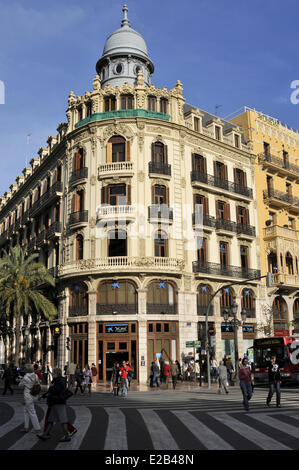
[0,246,57,365]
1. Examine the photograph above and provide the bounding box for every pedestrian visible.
[211,357,218,383]
[126,361,133,388]
[91,363,98,388]
[33,363,43,383]
[217,361,229,394]
[238,357,253,411]
[225,357,234,384]
[170,361,179,389]
[83,364,92,394]
[37,367,73,442]
[111,362,120,396]
[18,363,41,434]
[2,364,14,395]
[163,361,171,388]
[175,360,182,380]
[266,355,281,408]
[150,361,160,388]
[119,361,132,397]
[74,364,84,394]
[69,362,76,387]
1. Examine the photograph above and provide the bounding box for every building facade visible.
[0,6,262,381]
[232,107,299,337]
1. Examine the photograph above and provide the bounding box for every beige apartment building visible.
[0,6,262,381]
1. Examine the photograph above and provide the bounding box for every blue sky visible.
[0,0,298,195]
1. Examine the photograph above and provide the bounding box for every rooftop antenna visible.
[26,134,31,167]
[215,105,222,116]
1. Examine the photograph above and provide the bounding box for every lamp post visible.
[223,299,247,385]
[24,326,30,363]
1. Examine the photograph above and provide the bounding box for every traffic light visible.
[66,337,71,350]
[54,326,61,336]
[266,272,274,287]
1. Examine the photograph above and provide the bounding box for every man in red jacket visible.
[238,357,253,411]
[119,361,132,397]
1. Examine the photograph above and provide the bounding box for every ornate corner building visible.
[232,108,299,336]
[0,6,262,381]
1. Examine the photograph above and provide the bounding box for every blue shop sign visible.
[105,324,129,334]
[221,324,254,333]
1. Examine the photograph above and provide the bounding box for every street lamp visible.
[24,326,30,363]
[223,299,247,385]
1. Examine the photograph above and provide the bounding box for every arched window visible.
[147,281,177,314]
[97,280,137,314]
[152,141,166,165]
[148,95,157,111]
[273,296,288,333]
[268,251,278,273]
[121,94,134,110]
[197,284,213,315]
[241,288,255,318]
[154,230,168,257]
[69,283,88,316]
[76,235,84,260]
[286,252,294,275]
[220,287,235,315]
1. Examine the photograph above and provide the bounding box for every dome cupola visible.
[96,5,154,88]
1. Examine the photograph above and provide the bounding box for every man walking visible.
[266,355,281,408]
[150,361,160,388]
[217,361,229,394]
[2,364,14,395]
[170,361,179,390]
[119,361,132,397]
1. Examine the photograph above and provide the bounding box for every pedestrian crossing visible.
[1,399,299,450]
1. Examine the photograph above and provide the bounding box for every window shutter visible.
[213,161,217,177]
[215,200,219,218]
[224,165,228,181]
[151,143,155,162]
[107,142,112,162]
[101,186,106,204]
[233,168,237,184]
[126,185,131,205]
[202,157,207,174]
[204,196,209,216]
[74,153,80,171]
[164,145,168,164]
[245,208,249,225]
[243,171,247,188]
[126,141,130,161]
[166,187,169,205]
[225,202,230,220]
[236,206,240,224]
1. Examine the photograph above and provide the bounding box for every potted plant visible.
[265,220,272,226]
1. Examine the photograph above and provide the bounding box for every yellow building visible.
[232,107,299,335]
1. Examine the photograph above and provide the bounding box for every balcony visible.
[69,210,88,227]
[96,304,137,315]
[46,221,62,240]
[48,266,58,278]
[146,304,177,314]
[191,171,253,199]
[70,167,88,185]
[149,162,171,177]
[36,230,46,247]
[259,152,299,179]
[192,260,261,279]
[215,218,238,235]
[68,305,88,317]
[98,162,134,179]
[236,223,256,239]
[27,237,37,253]
[96,205,135,222]
[30,182,63,217]
[148,205,173,223]
[264,225,298,241]
[21,210,31,226]
[193,214,216,230]
[263,189,290,207]
[58,256,185,277]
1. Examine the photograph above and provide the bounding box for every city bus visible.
[253,336,299,384]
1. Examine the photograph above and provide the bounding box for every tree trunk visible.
[14,315,21,366]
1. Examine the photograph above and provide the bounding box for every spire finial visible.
[121,4,131,27]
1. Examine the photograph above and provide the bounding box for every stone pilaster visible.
[88,290,97,366]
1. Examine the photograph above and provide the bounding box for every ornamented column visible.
[88,290,98,367]
[137,288,147,384]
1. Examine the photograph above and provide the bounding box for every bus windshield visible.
[254,344,289,368]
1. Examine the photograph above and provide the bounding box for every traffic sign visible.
[208,326,215,336]
[186,341,195,347]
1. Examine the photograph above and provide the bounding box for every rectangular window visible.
[264,142,270,155]
[164,323,169,332]
[149,323,153,333]
[215,126,221,141]
[234,134,240,148]
[98,324,103,334]
[240,245,249,269]
[107,342,115,350]
[160,99,168,114]
[131,323,136,333]
[156,323,162,332]
[220,241,228,266]
[148,96,156,111]
[194,117,200,132]
[119,342,127,350]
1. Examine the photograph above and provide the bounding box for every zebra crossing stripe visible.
[0,402,24,439]
[56,406,92,450]
[209,412,290,450]
[9,404,47,451]
[104,408,128,450]
[172,410,234,450]
[138,409,179,450]
[250,413,299,439]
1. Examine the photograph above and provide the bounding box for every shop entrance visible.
[106,351,129,381]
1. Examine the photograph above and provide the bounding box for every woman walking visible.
[37,367,72,442]
[18,364,41,434]
[83,365,92,394]
[238,357,253,411]
[74,364,84,394]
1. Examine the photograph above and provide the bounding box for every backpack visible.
[30,378,41,396]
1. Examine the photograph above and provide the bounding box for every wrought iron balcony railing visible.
[70,167,88,183]
[146,304,177,314]
[191,171,253,198]
[69,210,88,225]
[149,162,171,176]
[68,305,88,317]
[192,260,261,279]
[148,205,174,220]
[30,182,63,217]
[197,305,214,316]
[96,304,137,315]
[46,221,62,239]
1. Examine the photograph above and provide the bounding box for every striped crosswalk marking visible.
[0,402,24,439]
[9,405,46,450]
[210,412,291,450]
[104,408,128,450]
[139,409,179,450]
[172,410,234,450]
[250,413,299,439]
[56,406,92,450]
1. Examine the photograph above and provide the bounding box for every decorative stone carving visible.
[89,217,96,229]
[138,171,145,182]
[90,175,97,185]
